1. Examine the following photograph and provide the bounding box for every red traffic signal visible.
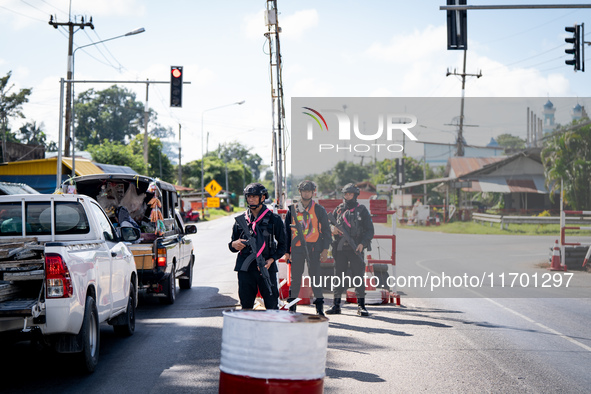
[170,66,183,107]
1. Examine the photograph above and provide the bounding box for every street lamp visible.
[200,100,245,218]
[69,27,145,177]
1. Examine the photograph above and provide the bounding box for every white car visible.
[0,194,140,372]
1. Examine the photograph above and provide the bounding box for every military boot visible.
[357,298,369,316]
[287,298,297,312]
[325,298,341,315]
[314,298,325,317]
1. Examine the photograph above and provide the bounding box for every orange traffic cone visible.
[549,240,566,271]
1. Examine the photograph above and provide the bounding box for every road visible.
[2,215,591,393]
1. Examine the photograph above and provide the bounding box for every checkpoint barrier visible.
[219,310,328,393]
[549,240,566,271]
[560,210,591,269]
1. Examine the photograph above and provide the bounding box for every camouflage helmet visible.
[341,183,360,196]
[297,180,317,192]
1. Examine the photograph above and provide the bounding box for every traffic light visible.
[446,0,467,50]
[565,25,581,71]
[170,66,183,107]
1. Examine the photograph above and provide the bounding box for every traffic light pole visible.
[64,79,190,168]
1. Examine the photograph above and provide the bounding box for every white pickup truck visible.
[0,193,141,372]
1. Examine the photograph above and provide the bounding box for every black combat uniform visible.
[229,206,286,310]
[326,183,374,316]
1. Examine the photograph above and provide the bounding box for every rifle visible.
[235,214,273,296]
[289,204,313,264]
[327,211,364,261]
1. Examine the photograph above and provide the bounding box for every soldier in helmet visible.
[229,183,286,310]
[326,183,374,316]
[284,180,332,316]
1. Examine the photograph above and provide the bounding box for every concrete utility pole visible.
[446,50,482,156]
[49,15,94,157]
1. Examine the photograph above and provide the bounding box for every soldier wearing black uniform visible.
[284,180,331,316]
[229,183,286,310]
[326,183,374,316]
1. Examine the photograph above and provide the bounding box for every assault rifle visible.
[289,204,312,264]
[327,211,364,261]
[235,214,273,296]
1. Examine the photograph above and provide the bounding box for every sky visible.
[1,0,590,177]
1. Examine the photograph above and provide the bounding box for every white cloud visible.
[280,9,318,40]
[290,77,332,97]
[242,9,267,40]
[367,25,446,64]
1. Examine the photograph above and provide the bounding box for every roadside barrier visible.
[560,210,591,268]
[219,310,328,393]
[583,246,591,268]
[368,199,400,305]
[549,240,566,271]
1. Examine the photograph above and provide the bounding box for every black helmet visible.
[297,180,316,192]
[244,183,269,200]
[341,183,360,196]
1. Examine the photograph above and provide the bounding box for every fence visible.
[473,212,591,230]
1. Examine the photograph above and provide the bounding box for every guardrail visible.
[473,213,591,230]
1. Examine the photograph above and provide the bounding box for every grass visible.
[202,207,234,221]
[395,220,591,236]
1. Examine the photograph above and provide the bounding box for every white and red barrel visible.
[219,310,328,393]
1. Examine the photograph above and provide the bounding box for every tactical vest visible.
[336,203,363,240]
[242,208,276,258]
[291,201,320,246]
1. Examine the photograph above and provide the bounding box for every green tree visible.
[17,121,57,150]
[542,121,591,210]
[210,141,263,180]
[496,133,526,153]
[312,171,336,196]
[0,71,32,158]
[180,156,254,193]
[130,135,174,182]
[87,140,146,174]
[74,85,150,150]
[333,161,370,186]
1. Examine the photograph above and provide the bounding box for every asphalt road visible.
[2,215,591,393]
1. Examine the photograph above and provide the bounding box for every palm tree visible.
[541,121,591,210]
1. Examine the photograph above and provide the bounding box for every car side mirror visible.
[185,224,197,234]
[120,227,141,242]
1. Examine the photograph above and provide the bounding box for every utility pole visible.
[144,81,150,166]
[446,50,481,156]
[178,123,182,186]
[49,15,94,158]
[265,0,286,208]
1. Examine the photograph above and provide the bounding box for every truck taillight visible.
[157,248,167,267]
[45,254,73,298]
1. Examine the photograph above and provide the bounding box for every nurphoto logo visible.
[301,107,419,153]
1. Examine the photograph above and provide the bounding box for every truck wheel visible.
[160,266,176,305]
[113,282,136,337]
[179,256,194,290]
[77,296,100,373]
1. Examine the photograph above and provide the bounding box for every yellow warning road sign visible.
[207,197,220,208]
[205,180,222,197]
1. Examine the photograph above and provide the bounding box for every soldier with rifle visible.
[326,183,374,316]
[284,180,331,316]
[229,183,286,310]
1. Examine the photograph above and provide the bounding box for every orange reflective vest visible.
[291,201,320,246]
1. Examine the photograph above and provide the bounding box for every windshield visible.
[0,201,90,236]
